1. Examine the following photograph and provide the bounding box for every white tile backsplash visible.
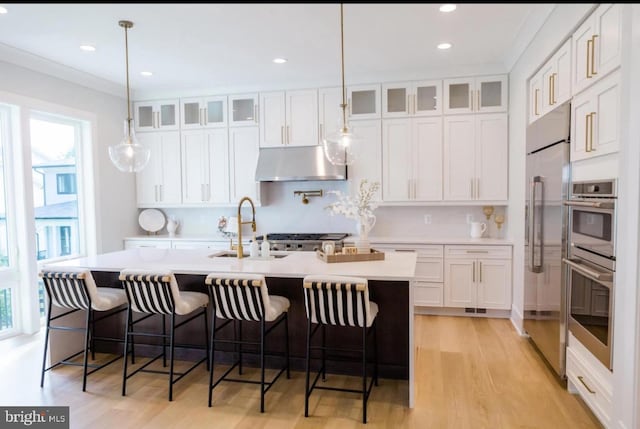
[156,181,508,239]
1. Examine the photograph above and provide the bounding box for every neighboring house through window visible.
[56,173,76,195]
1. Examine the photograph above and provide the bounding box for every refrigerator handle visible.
[530,176,543,273]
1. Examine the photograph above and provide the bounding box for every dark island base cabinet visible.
[91,272,410,380]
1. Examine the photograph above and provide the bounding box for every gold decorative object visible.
[495,214,505,230]
[482,205,495,220]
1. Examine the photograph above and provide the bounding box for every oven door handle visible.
[563,258,613,282]
[563,200,615,209]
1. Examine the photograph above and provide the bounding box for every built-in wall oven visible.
[563,179,616,369]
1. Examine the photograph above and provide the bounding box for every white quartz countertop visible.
[345,236,513,245]
[49,248,417,281]
[127,234,513,245]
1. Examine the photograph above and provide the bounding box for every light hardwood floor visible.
[0,316,602,428]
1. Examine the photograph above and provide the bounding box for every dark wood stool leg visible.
[203,308,210,371]
[321,324,327,381]
[374,322,379,386]
[284,312,290,378]
[304,318,312,417]
[208,310,217,407]
[162,314,167,368]
[81,307,91,392]
[362,323,367,424]
[168,313,176,401]
[122,306,131,396]
[260,317,266,413]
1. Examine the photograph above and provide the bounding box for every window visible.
[56,173,76,195]
[59,226,71,256]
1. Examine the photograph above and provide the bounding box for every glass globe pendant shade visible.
[109,121,150,172]
[323,126,361,166]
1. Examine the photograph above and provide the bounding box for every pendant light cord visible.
[124,23,132,139]
[340,3,347,132]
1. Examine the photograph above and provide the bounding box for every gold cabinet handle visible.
[476,89,480,111]
[469,91,473,111]
[590,35,598,76]
[204,107,208,125]
[470,179,474,199]
[319,123,324,140]
[287,125,291,145]
[479,262,482,283]
[589,112,596,152]
[534,89,539,115]
[577,376,596,394]
[585,113,590,152]
[548,75,553,105]
[473,261,476,282]
[281,125,285,145]
[551,73,557,105]
[586,38,593,79]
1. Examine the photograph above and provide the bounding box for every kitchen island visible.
[48,248,418,406]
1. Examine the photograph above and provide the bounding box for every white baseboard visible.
[414,306,511,319]
[510,306,528,337]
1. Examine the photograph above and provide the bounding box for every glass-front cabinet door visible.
[347,84,380,120]
[181,96,227,130]
[444,76,507,114]
[228,94,259,126]
[134,99,179,132]
[383,80,442,118]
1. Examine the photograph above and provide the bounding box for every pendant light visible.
[323,4,362,166]
[108,20,150,173]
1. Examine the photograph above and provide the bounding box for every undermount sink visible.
[208,251,289,259]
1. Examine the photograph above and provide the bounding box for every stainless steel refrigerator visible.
[524,102,571,377]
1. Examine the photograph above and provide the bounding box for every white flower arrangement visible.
[325,179,381,222]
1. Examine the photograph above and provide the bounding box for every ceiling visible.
[0,4,553,98]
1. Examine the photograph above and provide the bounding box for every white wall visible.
[0,60,139,253]
[507,3,593,333]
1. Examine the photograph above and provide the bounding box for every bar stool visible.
[302,275,379,424]
[205,273,290,413]
[119,269,209,401]
[40,268,127,391]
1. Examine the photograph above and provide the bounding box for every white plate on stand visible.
[138,209,166,233]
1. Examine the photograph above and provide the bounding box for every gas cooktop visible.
[254,233,350,251]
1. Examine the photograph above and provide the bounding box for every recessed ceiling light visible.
[272,58,288,64]
[79,44,96,52]
[437,42,452,50]
[439,4,457,13]
[140,71,153,77]
[0,6,8,14]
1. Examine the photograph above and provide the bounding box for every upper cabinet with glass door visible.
[228,94,259,127]
[180,96,227,130]
[382,80,442,118]
[134,99,180,132]
[443,75,508,115]
[347,84,381,120]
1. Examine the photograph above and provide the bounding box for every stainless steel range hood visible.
[255,146,347,182]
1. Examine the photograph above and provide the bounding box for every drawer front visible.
[373,244,444,258]
[416,257,443,282]
[445,245,512,259]
[413,281,443,307]
[124,239,172,249]
[566,347,611,427]
[172,241,228,250]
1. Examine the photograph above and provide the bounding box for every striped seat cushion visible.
[40,268,126,311]
[302,275,377,328]
[205,273,289,322]
[120,269,209,315]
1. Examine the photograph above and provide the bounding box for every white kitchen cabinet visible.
[567,334,612,428]
[382,117,442,202]
[372,244,444,307]
[444,245,512,310]
[443,75,507,115]
[572,3,621,96]
[136,131,182,207]
[171,240,229,251]
[228,93,259,127]
[443,114,508,202]
[124,239,172,249]
[347,84,381,120]
[134,99,180,132]
[181,128,229,205]
[180,96,227,130]
[570,69,619,162]
[529,39,571,124]
[528,73,543,124]
[348,120,382,196]
[259,89,318,147]
[318,87,343,143]
[229,126,260,203]
[382,80,441,118]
